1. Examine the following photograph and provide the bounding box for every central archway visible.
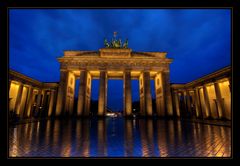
[107,80,123,115]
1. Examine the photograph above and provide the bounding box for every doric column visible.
[194,88,201,118]
[139,73,145,116]
[186,90,192,117]
[173,91,180,117]
[68,72,76,116]
[154,72,165,117]
[15,83,23,116]
[98,70,107,116]
[77,70,87,116]
[40,90,48,117]
[214,82,225,119]
[9,80,11,93]
[35,89,42,116]
[77,70,92,117]
[144,71,152,116]
[123,71,132,116]
[203,85,212,118]
[228,77,231,92]
[163,72,173,116]
[56,70,68,116]
[48,90,55,117]
[25,86,34,118]
[84,72,92,116]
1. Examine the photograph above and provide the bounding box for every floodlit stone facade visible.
[8,48,231,120]
[56,48,173,117]
[171,66,231,120]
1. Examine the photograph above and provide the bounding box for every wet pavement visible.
[8,117,231,158]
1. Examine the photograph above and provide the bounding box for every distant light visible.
[106,113,117,117]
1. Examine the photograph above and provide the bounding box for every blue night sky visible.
[9,9,231,111]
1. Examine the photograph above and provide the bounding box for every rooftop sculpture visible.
[104,32,128,49]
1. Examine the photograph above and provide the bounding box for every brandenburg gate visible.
[55,35,173,117]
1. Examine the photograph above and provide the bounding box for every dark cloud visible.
[9,9,230,110]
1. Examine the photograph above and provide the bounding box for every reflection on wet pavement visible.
[9,117,231,157]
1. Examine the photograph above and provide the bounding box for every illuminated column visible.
[139,71,152,116]
[203,85,212,118]
[85,72,92,116]
[228,77,231,92]
[144,71,152,116]
[98,70,107,116]
[9,80,12,93]
[214,82,225,119]
[41,90,48,117]
[154,72,165,117]
[48,90,55,117]
[69,73,76,116]
[25,86,34,118]
[182,91,188,117]
[173,91,180,117]
[194,88,201,118]
[123,71,132,116]
[163,72,173,116]
[139,73,145,116]
[186,90,192,117]
[56,70,68,116]
[15,83,23,116]
[77,70,87,116]
[35,89,42,115]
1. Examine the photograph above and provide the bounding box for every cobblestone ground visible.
[8,117,231,158]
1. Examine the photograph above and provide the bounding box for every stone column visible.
[98,70,107,116]
[228,77,231,92]
[203,85,212,118]
[194,88,201,118]
[40,90,48,117]
[69,73,76,116]
[84,72,92,116]
[77,70,87,116]
[154,72,165,117]
[214,82,225,119]
[163,72,173,116]
[48,90,55,117]
[144,71,152,116]
[35,89,42,117]
[186,90,192,117]
[15,83,23,116]
[123,71,132,116]
[77,71,92,117]
[173,91,180,117]
[9,80,12,93]
[56,70,68,116]
[25,86,34,118]
[139,73,145,116]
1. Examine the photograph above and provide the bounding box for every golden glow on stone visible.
[9,82,20,112]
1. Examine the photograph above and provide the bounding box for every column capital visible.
[162,70,170,73]
[141,70,151,73]
[60,69,68,72]
[99,68,107,72]
[79,69,87,72]
[194,87,200,91]
[123,69,131,72]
